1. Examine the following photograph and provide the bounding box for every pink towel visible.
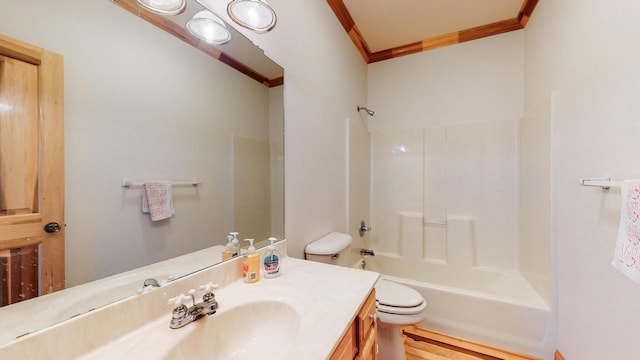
[612,180,640,283]
[142,181,174,221]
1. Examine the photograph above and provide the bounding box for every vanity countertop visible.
[79,257,379,359]
[0,242,379,360]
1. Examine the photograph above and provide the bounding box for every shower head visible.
[357,106,375,116]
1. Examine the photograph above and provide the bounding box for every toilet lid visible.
[377,301,426,316]
[375,279,424,308]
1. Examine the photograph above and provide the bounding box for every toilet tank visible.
[305,232,352,267]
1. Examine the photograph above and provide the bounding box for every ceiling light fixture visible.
[136,0,186,15]
[187,10,232,45]
[227,0,277,34]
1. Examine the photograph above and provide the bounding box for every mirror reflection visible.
[0,0,283,346]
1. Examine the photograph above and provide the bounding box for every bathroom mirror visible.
[0,0,283,346]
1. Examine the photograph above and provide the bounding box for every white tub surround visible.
[0,241,380,359]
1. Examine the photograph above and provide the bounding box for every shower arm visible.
[357,106,375,116]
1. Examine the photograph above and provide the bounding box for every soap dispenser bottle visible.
[221,234,234,261]
[263,237,281,278]
[230,232,240,257]
[242,239,260,284]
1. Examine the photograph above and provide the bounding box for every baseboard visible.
[555,350,565,360]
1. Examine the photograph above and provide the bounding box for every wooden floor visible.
[403,325,541,360]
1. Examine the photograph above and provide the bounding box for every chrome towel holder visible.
[579,177,622,190]
[122,179,201,188]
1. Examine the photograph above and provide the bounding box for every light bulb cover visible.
[137,0,186,15]
[227,0,277,34]
[186,10,232,45]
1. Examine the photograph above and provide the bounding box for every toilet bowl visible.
[304,232,428,360]
[375,278,427,360]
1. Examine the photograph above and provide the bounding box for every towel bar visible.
[122,179,201,188]
[579,177,622,190]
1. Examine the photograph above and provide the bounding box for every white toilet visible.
[305,232,427,360]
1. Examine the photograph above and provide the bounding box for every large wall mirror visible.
[0,0,283,346]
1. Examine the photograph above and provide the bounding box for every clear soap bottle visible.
[222,233,234,261]
[230,232,240,257]
[242,239,260,284]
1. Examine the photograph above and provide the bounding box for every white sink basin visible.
[166,300,301,359]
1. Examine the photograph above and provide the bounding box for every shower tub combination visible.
[364,124,554,358]
[359,255,552,358]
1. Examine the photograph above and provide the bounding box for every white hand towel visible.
[142,181,175,221]
[611,179,640,283]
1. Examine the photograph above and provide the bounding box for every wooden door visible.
[0,34,64,306]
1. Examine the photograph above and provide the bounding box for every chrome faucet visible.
[169,283,219,329]
[143,278,160,288]
[360,248,375,256]
[359,220,372,237]
[138,278,162,294]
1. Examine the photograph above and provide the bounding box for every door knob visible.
[44,222,62,233]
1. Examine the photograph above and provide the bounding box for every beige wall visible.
[367,31,524,132]
[526,1,640,359]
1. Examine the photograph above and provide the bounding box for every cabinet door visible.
[358,331,377,360]
[330,322,356,360]
[330,289,378,360]
[356,290,377,360]
[357,290,377,346]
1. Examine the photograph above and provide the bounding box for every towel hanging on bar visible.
[141,181,175,221]
[611,180,640,283]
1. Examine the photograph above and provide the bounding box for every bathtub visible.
[357,254,554,359]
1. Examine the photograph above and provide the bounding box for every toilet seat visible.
[375,279,427,315]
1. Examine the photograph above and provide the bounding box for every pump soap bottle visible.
[230,232,240,257]
[242,239,260,284]
[263,237,281,278]
[221,234,234,261]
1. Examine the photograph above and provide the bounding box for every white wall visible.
[0,0,272,285]
[348,116,372,256]
[269,87,285,239]
[525,1,640,359]
[367,31,524,132]
[216,0,369,258]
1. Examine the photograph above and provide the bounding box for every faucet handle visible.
[199,282,218,293]
[200,282,219,310]
[169,294,189,307]
[199,282,219,315]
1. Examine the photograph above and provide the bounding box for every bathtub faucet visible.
[360,248,375,256]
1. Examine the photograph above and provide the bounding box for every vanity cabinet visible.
[330,289,377,360]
